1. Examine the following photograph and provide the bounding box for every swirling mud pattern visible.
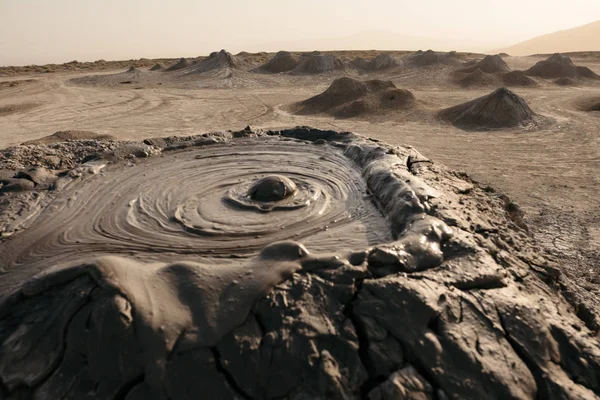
[1,136,391,277]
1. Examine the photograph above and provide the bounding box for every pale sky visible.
[1,0,599,66]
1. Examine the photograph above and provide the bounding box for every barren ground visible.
[1,50,599,305]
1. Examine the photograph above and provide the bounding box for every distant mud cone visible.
[439,87,534,129]
[554,77,578,86]
[577,96,600,111]
[502,70,537,87]
[149,63,164,71]
[409,50,460,66]
[351,54,397,71]
[165,58,191,72]
[292,77,415,118]
[291,53,344,74]
[459,55,510,74]
[526,53,600,79]
[259,51,299,73]
[456,68,499,87]
[187,50,240,74]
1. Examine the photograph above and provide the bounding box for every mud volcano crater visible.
[1,127,599,399]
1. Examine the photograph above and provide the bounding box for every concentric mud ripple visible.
[1,137,391,272]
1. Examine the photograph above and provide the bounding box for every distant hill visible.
[495,20,600,56]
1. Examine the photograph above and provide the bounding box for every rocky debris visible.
[165,57,191,72]
[21,130,115,146]
[439,87,535,129]
[367,366,435,400]
[0,137,120,171]
[186,49,240,74]
[351,54,397,71]
[408,50,460,66]
[258,51,299,73]
[292,77,416,118]
[0,127,599,399]
[526,53,600,79]
[502,70,538,87]
[455,68,499,87]
[459,55,511,74]
[291,53,344,74]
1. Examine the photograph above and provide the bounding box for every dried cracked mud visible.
[1,127,599,399]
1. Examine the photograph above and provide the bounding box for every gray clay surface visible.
[0,127,599,399]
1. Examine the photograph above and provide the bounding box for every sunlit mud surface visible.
[0,128,599,399]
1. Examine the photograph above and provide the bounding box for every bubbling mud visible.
[0,137,393,281]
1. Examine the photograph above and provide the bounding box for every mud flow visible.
[0,128,599,400]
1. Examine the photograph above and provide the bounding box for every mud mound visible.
[149,63,165,71]
[291,53,344,74]
[21,130,115,145]
[165,57,191,72]
[459,55,511,74]
[187,49,240,74]
[439,87,534,129]
[502,70,538,86]
[526,53,600,79]
[259,51,299,73]
[456,68,499,87]
[554,77,578,86]
[577,96,600,111]
[126,66,141,73]
[292,77,415,117]
[0,102,39,117]
[1,127,599,399]
[408,50,459,66]
[351,54,397,71]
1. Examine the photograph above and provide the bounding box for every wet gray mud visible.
[1,127,599,399]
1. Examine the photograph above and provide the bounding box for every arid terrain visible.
[1,50,600,398]
[2,50,599,293]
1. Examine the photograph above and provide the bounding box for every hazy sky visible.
[1,0,599,66]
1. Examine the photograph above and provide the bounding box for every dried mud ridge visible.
[1,127,599,399]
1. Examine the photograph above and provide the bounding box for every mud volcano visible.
[259,51,299,73]
[351,54,397,71]
[408,50,459,66]
[502,70,537,87]
[439,87,534,129]
[455,68,499,87]
[577,96,600,112]
[459,55,511,74]
[1,127,599,399]
[291,53,344,74]
[555,77,578,86]
[292,77,416,118]
[526,53,600,79]
[165,57,191,72]
[149,63,165,71]
[186,49,240,74]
